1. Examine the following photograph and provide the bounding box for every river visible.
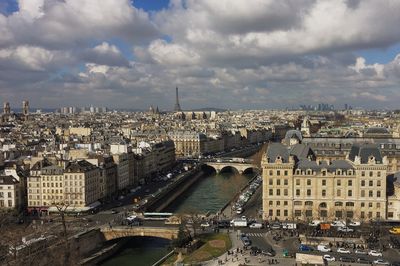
[99,171,252,265]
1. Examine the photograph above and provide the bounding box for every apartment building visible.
[0,175,22,209]
[262,143,388,221]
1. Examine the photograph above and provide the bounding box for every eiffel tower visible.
[174,86,182,112]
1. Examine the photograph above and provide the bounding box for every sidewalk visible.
[203,231,296,266]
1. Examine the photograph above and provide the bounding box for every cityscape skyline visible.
[0,1,400,109]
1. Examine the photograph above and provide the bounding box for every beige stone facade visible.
[262,143,388,222]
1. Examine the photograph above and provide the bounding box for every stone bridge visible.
[202,158,260,174]
[100,226,180,241]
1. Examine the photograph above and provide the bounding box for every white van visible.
[249,222,263,229]
[317,245,331,252]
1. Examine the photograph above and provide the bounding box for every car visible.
[349,221,361,226]
[309,220,321,226]
[355,249,368,255]
[368,250,383,257]
[317,245,331,252]
[357,257,372,264]
[331,220,346,227]
[337,248,351,254]
[249,222,263,229]
[236,208,244,214]
[373,259,390,265]
[299,244,313,252]
[111,209,118,214]
[262,249,276,257]
[339,256,356,263]
[270,223,281,230]
[200,222,211,227]
[337,226,354,232]
[323,254,335,262]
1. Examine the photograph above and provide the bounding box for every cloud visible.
[81,42,129,67]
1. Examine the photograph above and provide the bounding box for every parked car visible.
[349,221,361,226]
[317,245,331,252]
[339,256,356,263]
[309,220,321,226]
[337,226,354,232]
[357,257,372,264]
[323,254,335,262]
[368,250,383,257]
[299,244,313,252]
[331,220,346,227]
[337,248,351,254]
[262,248,276,257]
[372,259,390,265]
[355,249,368,255]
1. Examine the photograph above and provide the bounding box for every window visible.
[296,179,300,186]
[377,180,381,187]
[361,202,365,207]
[337,190,341,197]
[307,179,311,186]
[284,201,288,206]
[322,171,326,176]
[388,212,394,218]
[337,179,341,186]
[269,179,273,185]
[269,170,273,175]
[322,180,326,186]
[361,171,365,177]
[369,171,373,177]
[294,210,302,217]
[377,171,381,177]
[348,180,352,186]
[276,189,281,196]
[361,190,365,197]
[346,202,354,207]
[284,179,288,186]
[276,201,280,206]
[276,210,281,216]
[377,212,381,218]
[335,211,342,218]
[320,210,327,217]
[348,190,352,197]
[377,191,381,197]
[277,170,281,176]
[335,202,343,207]
[269,210,273,216]
[361,211,365,219]
[305,201,313,206]
[284,170,288,176]
[284,210,288,217]
[294,201,302,206]
[368,202,373,208]
[307,189,311,196]
[269,189,273,196]
[369,180,373,186]
[269,201,273,206]
[322,190,326,197]
[369,191,373,197]
[7,192,11,198]
[296,189,300,196]
[305,210,312,217]
[284,189,288,196]
[361,180,365,187]
[377,203,381,208]
[277,179,281,186]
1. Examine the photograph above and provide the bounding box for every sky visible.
[0,0,400,110]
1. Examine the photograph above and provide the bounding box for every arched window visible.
[319,202,327,208]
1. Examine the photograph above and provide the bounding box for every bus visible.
[142,212,173,221]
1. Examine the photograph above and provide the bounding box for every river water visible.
[100,171,252,265]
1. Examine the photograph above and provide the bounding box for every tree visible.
[172,224,190,248]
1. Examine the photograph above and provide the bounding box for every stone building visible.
[262,143,388,222]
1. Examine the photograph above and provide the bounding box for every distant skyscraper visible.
[3,102,10,114]
[174,87,182,112]
[22,100,29,115]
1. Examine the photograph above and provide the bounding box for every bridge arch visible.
[219,165,240,174]
[201,164,217,174]
[242,167,260,175]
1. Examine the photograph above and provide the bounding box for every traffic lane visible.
[242,185,262,220]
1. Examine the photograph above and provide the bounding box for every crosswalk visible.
[245,232,267,237]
